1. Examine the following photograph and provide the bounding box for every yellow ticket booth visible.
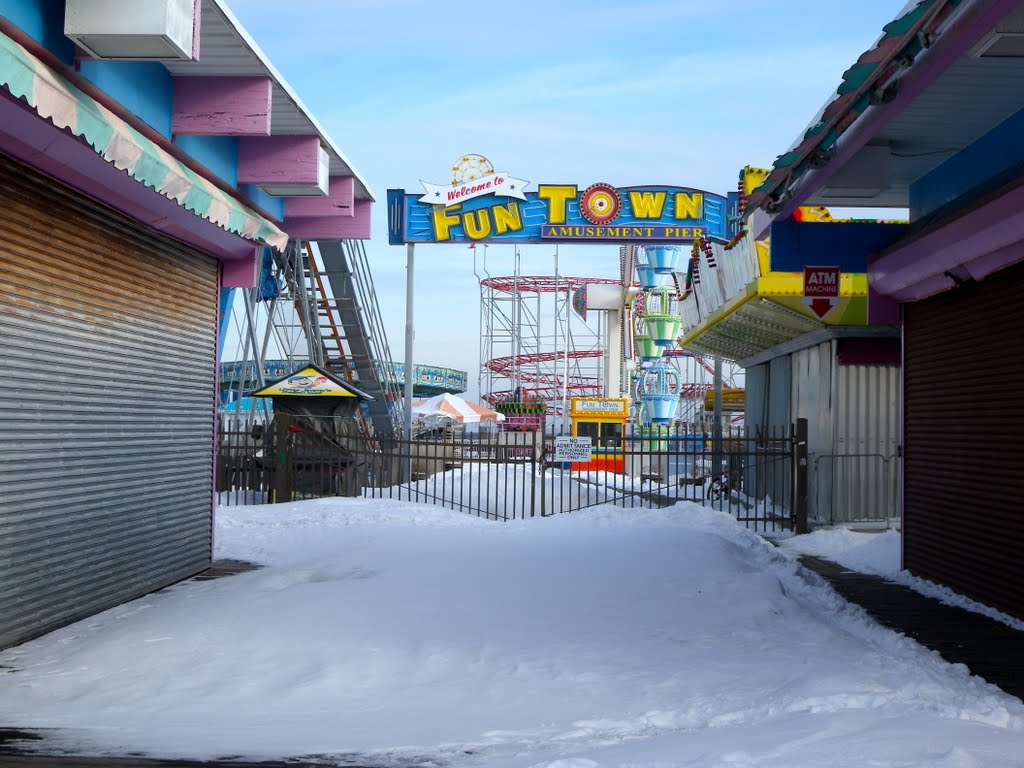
[569,397,630,473]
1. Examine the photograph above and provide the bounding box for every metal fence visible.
[216,417,809,534]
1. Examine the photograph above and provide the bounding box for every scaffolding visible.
[219,240,402,441]
[478,253,620,419]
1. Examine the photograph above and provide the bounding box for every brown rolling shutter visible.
[0,153,219,649]
[903,259,1024,620]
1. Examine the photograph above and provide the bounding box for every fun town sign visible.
[388,155,736,245]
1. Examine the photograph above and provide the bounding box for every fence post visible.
[794,418,808,534]
[272,413,294,504]
[530,430,538,518]
[539,430,548,518]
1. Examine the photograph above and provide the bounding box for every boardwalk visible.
[800,555,1024,702]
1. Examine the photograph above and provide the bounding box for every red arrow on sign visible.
[803,266,840,320]
[808,298,837,318]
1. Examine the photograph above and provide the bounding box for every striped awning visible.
[0,31,288,251]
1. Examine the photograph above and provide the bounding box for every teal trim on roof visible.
[882,0,939,36]
[836,63,877,96]
[745,0,960,214]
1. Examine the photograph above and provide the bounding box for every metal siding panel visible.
[763,356,793,509]
[767,355,791,428]
[904,258,1024,620]
[829,363,901,523]
[743,364,769,431]
[792,342,832,448]
[0,154,218,649]
[792,342,833,523]
[789,340,901,526]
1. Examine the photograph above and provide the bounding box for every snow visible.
[778,526,903,576]
[1,497,1022,768]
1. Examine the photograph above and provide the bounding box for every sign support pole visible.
[712,355,724,482]
[404,243,415,441]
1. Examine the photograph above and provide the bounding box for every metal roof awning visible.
[0,29,288,251]
[746,0,1024,222]
[679,274,870,362]
[744,0,958,215]
[169,0,375,203]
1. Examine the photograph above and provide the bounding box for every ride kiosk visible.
[569,397,630,473]
[251,364,373,500]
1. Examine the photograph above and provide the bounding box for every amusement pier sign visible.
[388,154,735,245]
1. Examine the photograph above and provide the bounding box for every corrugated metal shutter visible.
[0,153,218,649]
[903,259,1024,620]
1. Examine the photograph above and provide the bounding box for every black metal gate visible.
[217,418,808,534]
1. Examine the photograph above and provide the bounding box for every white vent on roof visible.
[819,144,892,199]
[971,32,1024,58]
[969,6,1024,58]
[64,0,196,61]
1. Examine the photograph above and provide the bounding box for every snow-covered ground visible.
[1,498,1022,768]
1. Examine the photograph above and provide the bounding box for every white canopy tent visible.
[411,393,504,425]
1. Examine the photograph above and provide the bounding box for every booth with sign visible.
[569,397,629,473]
[251,365,374,500]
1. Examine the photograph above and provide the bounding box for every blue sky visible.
[225,0,904,390]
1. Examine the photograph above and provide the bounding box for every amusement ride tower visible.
[621,244,737,430]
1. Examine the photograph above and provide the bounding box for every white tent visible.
[411,393,504,424]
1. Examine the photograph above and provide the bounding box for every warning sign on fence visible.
[554,436,593,462]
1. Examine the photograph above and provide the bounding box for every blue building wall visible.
[240,184,285,221]
[175,135,240,187]
[0,0,74,62]
[78,60,173,136]
[769,221,907,273]
[910,105,1024,220]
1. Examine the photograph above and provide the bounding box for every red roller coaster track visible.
[479,275,620,293]
[481,276,621,409]
[481,275,730,411]
[485,350,605,379]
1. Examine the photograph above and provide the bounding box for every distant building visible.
[219,360,469,402]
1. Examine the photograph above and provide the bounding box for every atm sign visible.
[804,267,840,297]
